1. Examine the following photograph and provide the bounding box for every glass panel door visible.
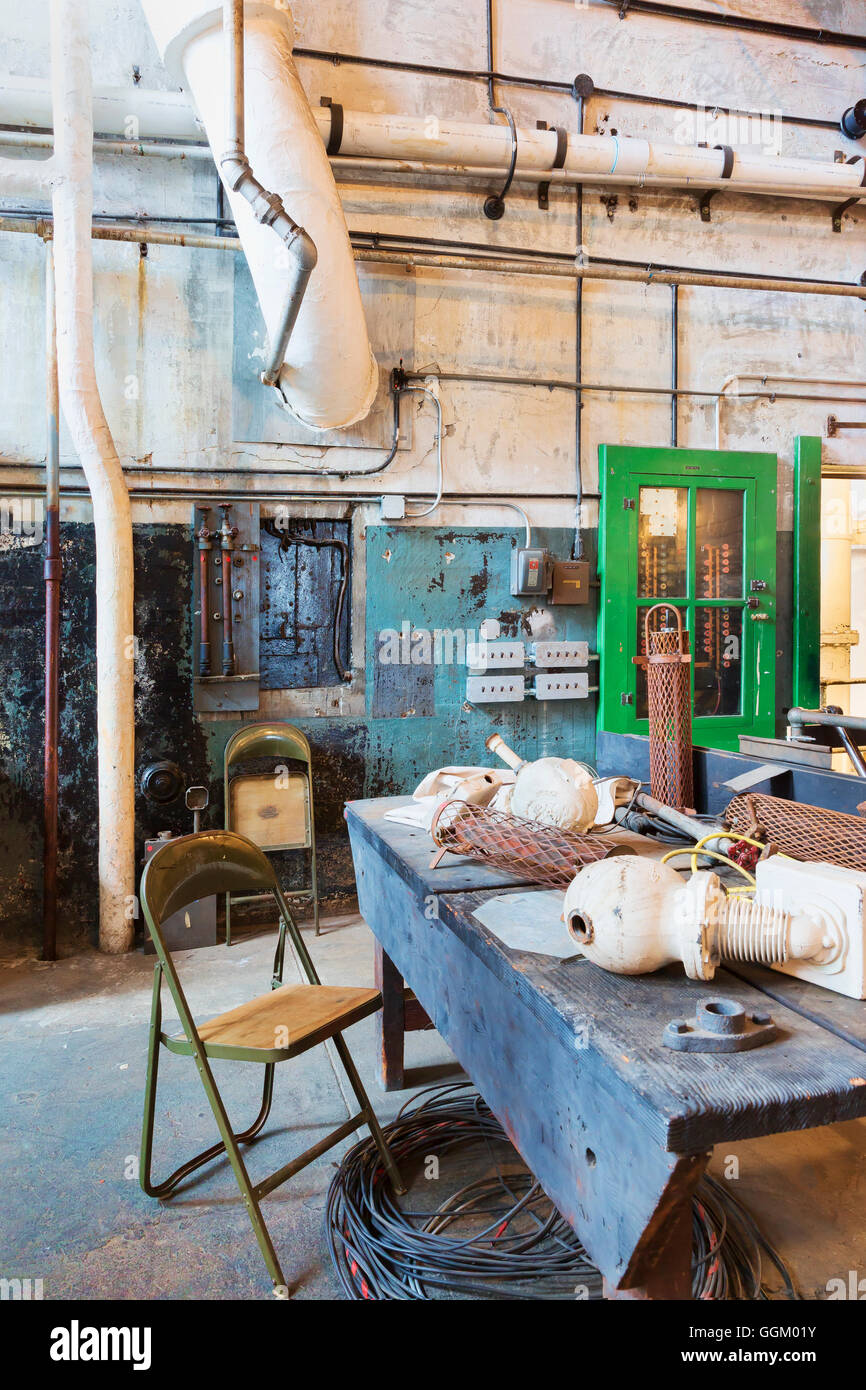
[599,446,777,753]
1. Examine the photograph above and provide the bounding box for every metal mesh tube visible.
[726,791,866,873]
[430,799,627,887]
[634,605,694,811]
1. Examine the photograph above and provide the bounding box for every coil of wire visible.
[325,1082,799,1301]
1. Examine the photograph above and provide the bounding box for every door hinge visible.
[622,498,635,511]
[621,692,634,705]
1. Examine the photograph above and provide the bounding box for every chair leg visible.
[330,1032,407,1195]
[139,971,287,1292]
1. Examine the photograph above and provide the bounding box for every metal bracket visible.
[832,157,866,232]
[664,999,777,1053]
[699,145,734,222]
[828,415,866,436]
[536,122,568,211]
[319,95,344,155]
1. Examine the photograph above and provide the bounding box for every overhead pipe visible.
[0,0,136,952]
[140,0,378,429]
[4,72,866,206]
[599,0,866,50]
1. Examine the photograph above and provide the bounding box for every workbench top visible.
[347,795,866,1154]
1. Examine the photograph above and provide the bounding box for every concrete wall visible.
[1,0,865,947]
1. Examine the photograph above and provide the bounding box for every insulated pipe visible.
[43,242,60,963]
[306,106,866,205]
[50,0,135,953]
[140,0,378,429]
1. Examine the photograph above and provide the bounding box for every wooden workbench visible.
[346,795,866,1300]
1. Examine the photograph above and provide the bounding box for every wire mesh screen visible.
[726,792,866,872]
[430,799,624,888]
[635,605,695,812]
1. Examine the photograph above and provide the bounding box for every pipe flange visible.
[677,870,723,981]
[664,998,777,1052]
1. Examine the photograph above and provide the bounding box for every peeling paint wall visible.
[1,0,865,947]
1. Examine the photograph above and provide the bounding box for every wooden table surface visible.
[346,794,866,1297]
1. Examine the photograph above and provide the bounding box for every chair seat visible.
[166,984,382,1061]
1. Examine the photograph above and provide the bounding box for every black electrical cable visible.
[325,1081,800,1301]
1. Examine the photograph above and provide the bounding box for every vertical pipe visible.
[219,504,236,675]
[671,283,679,447]
[574,92,584,560]
[51,0,135,953]
[43,239,60,963]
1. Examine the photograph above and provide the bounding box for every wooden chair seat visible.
[167,983,382,1061]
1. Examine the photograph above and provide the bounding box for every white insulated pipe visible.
[51,0,136,954]
[0,0,136,953]
[311,107,866,204]
[3,71,865,205]
[140,0,378,430]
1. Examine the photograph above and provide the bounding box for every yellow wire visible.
[659,845,758,888]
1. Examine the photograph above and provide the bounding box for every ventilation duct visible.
[140,0,378,430]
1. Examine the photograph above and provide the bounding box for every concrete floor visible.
[1,913,865,1301]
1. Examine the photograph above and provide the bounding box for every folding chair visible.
[139,829,404,1295]
[224,722,320,943]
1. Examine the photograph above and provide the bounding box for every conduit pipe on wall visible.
[140,0,378,429]
[0,0,136,954]
[219,0,316,389]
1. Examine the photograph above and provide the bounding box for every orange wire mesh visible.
[726,791,866,873]
[634,604,694,812]
[430,799,623,888]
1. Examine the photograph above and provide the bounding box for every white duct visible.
[140,0,378,430]
[0,0,135,954]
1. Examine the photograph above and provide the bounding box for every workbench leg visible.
[374,941,405,1092]
[604,1151,709,1301]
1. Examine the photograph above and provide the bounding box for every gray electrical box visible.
[142,836,217,954]
[510,547,551,597]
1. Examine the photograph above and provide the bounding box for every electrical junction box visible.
[531,640,589,668]
[533,672,589,701]
[142,836,217,954]
[465,674,525,704]
[466,640,525,671]
[755,856,866,999]
[510,547,551,597]
[551,559,590,604]
[380,494,406,520]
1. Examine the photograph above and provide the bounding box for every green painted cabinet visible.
[598,445,778,753]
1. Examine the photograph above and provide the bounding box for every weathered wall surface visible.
[0,0,864,946]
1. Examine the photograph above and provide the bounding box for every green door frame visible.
[599,444,778,753]
[793,436,822,710]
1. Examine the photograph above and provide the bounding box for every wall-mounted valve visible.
[563,854,852,990]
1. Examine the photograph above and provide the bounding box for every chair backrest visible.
[141,830,277,934]
[224,722,312,774]
[224,722,315,852]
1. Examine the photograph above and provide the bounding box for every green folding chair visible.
[224,722,320,944]
[139,829,405,1296]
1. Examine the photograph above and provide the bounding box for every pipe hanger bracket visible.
[698,144,734,222]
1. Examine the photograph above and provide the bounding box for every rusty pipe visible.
[219,504,237,676]
[196,507,212,676]
[43,240,60,962]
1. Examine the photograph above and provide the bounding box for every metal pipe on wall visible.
[42,240,60,963]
